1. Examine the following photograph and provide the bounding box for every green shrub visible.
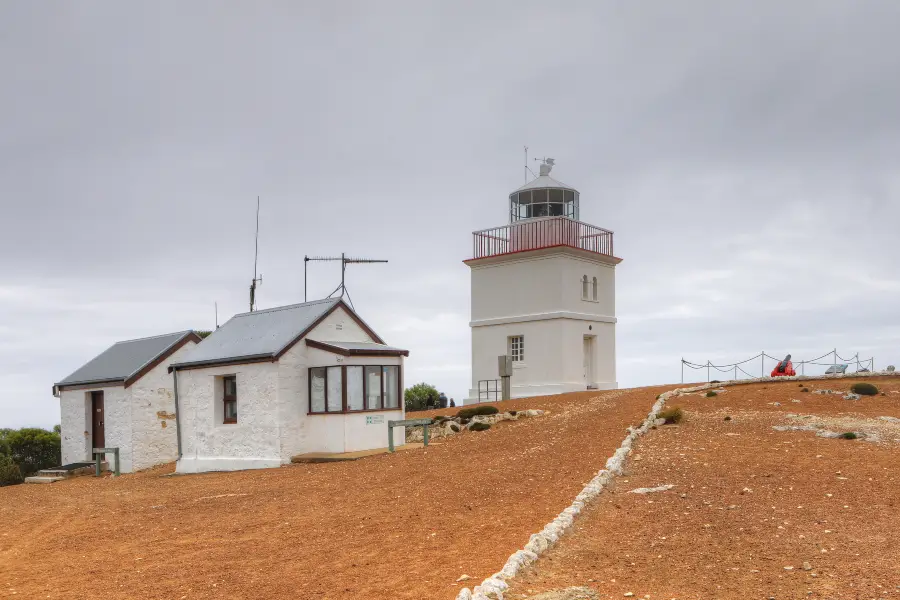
[2,428,61,477]
[839,432,858,440]
[706,391,718,398]
[801,387,810,393]
[0,454,23,487]
[850,382,878,396]
[657,406,683,424]
[469,422,491,432]
[449,423,460,433]
[509,410,517,416]
[456,405,499,419]
[459,418,470,425]
[710,380,721,384]
[724,415,732,421]
[404,382,440,412]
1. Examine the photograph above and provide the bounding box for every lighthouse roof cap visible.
[513,174,577,194]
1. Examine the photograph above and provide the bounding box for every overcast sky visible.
[2,1,898,428]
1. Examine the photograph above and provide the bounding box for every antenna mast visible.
[249,196,263,312]
[524,145,528,183]
[304,253,388,309]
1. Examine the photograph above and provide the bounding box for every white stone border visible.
[455,370,894,600]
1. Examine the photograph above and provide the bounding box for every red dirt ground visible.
[0,386,675,600]
[507,376,900,600]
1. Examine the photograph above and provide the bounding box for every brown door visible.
[91,391,105,449]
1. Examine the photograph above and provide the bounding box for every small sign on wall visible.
[365,415,384,425]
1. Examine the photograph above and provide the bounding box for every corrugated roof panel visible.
[172,298,342,368]
[56,331,194,387]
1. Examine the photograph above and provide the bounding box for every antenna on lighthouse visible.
[249,196,263,312]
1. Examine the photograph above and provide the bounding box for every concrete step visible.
[24,476,66,484]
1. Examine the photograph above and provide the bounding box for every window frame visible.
[508,335,525,362]
[223,375,237,424]
[308,364,402,415]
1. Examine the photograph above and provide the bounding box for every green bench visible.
[387,418,433,452]
[93,447,121,477]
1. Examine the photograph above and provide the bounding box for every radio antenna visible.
[304,253,388,309]
[249,196,263,312]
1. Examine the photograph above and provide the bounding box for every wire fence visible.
[681,349,875,383]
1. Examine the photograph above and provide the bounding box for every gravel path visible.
[506,377,900,600]
[0,386,674,599]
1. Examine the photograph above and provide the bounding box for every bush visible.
[449,423,460,433]
[724,415,732,421]
[850,382,878,396]
[0,455,23,487]
[469,422,491,432]
[2,428,61,477]
[801,387,810,393]
[839,432,858,440]
[404,383,440,412]
[706,391,718,398]
[657,407,684,424]
[509,410,517,416]
[459,418,470,425]
[456,405,499,419]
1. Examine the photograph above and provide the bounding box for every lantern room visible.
[509,159,580,222]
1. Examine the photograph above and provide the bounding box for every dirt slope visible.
[0,386,673,600]
[507,377,900,600]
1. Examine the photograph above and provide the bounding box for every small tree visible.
[0,455,23,487]
[53,424,61,434]
[404,383,440,412]
[5,428,61,477]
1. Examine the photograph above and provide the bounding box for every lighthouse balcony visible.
[469,216,615,261]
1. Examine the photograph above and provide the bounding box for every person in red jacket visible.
[771,354,796,377]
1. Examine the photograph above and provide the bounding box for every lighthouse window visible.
[592,277,598,301]
[509,336,525,362]
[582,275,589,300]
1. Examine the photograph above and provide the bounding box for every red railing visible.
[471,217,615,260]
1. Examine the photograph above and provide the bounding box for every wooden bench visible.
[93,447,120,476]
[387,418,433,452]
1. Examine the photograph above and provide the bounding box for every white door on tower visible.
[583,336,595,386]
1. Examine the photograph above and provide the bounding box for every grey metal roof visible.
[307,340,409,356]
[56,331,196,388]
[172,298,368,369]
[513,174,577,193]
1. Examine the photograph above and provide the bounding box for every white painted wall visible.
[129,341,197,471]
[467,247,618,403]
[176,305,405,474]
[57,339,198,473]
[59,384,125,466]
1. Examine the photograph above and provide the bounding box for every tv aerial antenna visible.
[249,196,263,312]
[304,253,388,309]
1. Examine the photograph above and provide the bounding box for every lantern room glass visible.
[510,189,579,222]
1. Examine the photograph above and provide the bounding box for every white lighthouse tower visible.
[465,159,622,402]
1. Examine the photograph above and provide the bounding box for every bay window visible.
[308,364,402,414]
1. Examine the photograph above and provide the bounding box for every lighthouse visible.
[465,159,622,402]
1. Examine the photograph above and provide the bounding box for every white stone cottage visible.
[170,298,408,474]
[53,330,202,473]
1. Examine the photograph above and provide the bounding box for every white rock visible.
[629,484,674,494]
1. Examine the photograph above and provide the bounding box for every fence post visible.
[734,365,737,381]
[707,361,710,383]
[681,359,684,384]
[388,422,395,453]
[761,352,765,378]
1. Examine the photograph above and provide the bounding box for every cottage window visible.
[308,364,402,414]
[509,336,525,362]
[223,376,237,424]
[582,275,589,300]
[347,366,364,410]
[383,366,399,409]
[592,276,598,302]
[365,366,382,410]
